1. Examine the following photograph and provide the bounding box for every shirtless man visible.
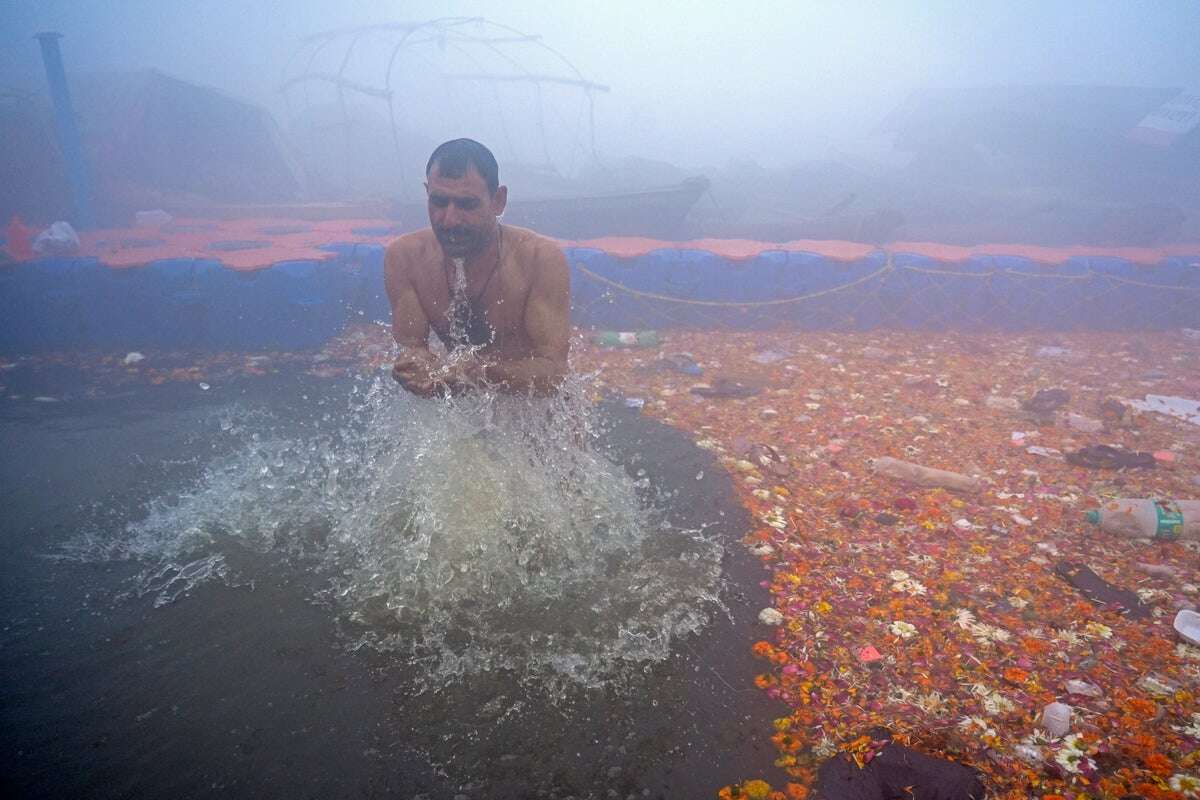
[385,139,570,397]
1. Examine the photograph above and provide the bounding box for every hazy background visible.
[2,0,1198,242]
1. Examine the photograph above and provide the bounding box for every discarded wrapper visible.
[857,645,882,663]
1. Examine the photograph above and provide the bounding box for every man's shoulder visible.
[385,229,439,268]
[503,225,565,266]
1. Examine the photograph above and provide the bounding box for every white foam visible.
[67,371,725,694]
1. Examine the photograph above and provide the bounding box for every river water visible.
[1,370,782,799]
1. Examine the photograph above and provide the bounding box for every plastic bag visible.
[32,221,81,256]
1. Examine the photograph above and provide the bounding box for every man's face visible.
[426,163,507,259]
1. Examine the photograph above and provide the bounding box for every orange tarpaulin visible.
[16,217,1197,271]
[890,241,1200,267]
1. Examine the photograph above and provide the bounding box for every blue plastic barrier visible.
[0,246,1197,352]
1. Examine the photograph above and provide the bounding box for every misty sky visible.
[2,0,1198,170]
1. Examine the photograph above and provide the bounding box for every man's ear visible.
[492,185,508,216]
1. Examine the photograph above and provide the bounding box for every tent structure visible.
[1,70,303,227]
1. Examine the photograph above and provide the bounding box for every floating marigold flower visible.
[1124,697,1158,720]
[1145,752,1175,777]
[1128,731,1159,755]
[1003,667,1030,684]
[1020,640,1051,661]
[785,783,809,799]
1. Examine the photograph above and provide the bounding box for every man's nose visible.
[441,203,464,227]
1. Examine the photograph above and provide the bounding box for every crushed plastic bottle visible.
[758,607,784,626]
[592,330,659,348]
[1085,498,1199,541]
[1040,702,1072,737]
[870,456,981,493]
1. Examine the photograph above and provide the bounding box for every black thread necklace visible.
[445,226,502,347]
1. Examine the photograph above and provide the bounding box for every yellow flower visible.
[815,600,833,614]
[743,779,773,800]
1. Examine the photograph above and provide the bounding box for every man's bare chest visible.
[416,263,527,342]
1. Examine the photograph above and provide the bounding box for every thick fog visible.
[2,0,1198,243]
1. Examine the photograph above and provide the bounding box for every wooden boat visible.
[392,176,710,239]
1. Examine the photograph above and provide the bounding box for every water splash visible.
[66,371,725,692]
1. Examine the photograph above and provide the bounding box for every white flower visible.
[1006,595,1030,609]
[888,569,911,581]
[975,624,1012,645]
[952,608,1011,646]
[1177,644,1200,662]
[1054,747,1086,774]
[1137,587,1171,603]
[958,715,997,739]
[968,683,1014,715]
[761,505,788,529]
[1173,712,1200,740]
[1053,734,1092,774]
[812,735,839,759]
[1053,628,1085,648]
[913,691,946,714]
[892,578,927,596]
[1061,733,1086,752]
[1170,774,1200,797]
[953,608,977,629]
[751,488,771,500]
[890,620,918,639]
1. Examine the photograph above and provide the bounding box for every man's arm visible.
[482,244,570,396]
[384,244,441,396]
[384,244,431,349]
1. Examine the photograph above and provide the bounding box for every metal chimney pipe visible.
[35,31,95,229]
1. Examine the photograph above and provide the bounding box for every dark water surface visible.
[1,375,783,799]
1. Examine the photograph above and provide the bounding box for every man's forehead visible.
[427,163,490,196]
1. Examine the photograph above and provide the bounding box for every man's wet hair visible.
[426,139,500,195]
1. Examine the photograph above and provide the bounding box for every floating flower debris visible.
[3,325,1199,798]
[573,328,1199,800]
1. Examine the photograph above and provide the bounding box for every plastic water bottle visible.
[592,330,660,348]
[1085,499,1199,541]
